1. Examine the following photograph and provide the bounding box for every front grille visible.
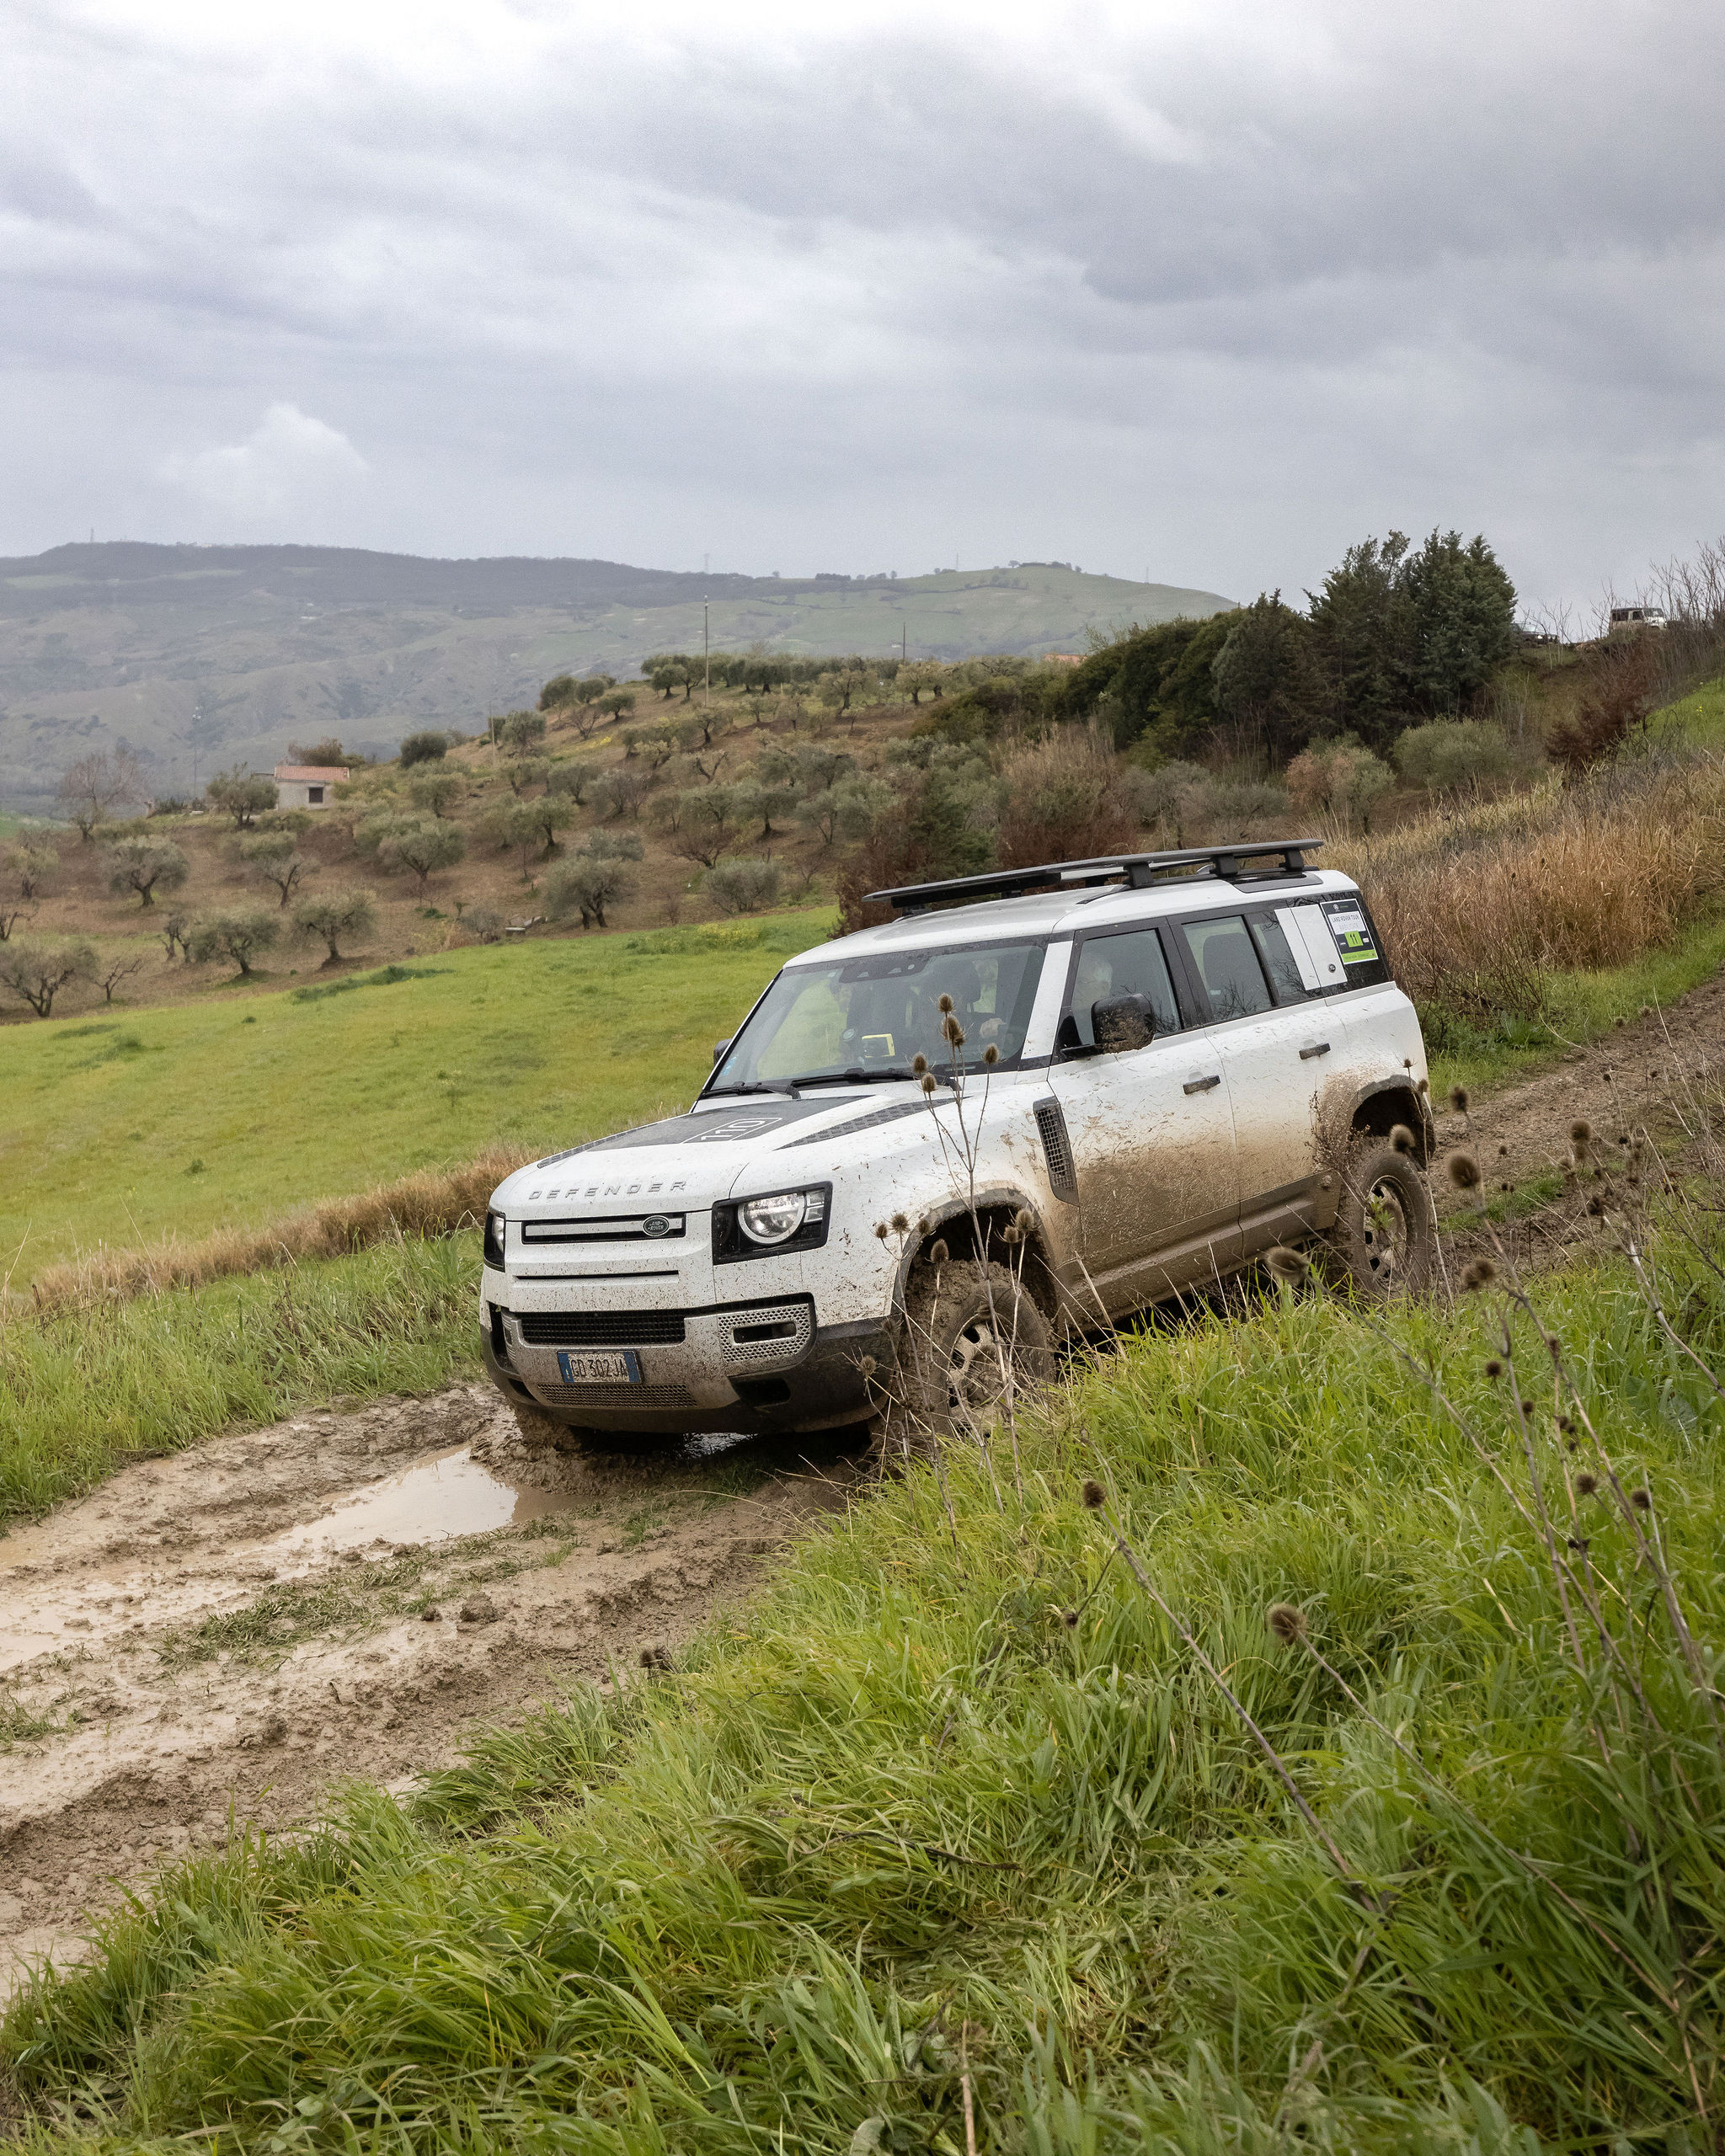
[513,1310,687,1347]
[1035,1097,1077,1204]
[521,1214,686,1245]
[532,1383,696,1409]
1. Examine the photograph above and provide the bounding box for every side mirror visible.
[713,1038,733,1066]
[1092,993,1155,1054]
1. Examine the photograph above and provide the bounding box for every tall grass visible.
[8,1219,1723,2148]
[0,1238,479,1526]
[1332,750,1725,1049]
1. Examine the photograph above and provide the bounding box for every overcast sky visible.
[4,0,1722,615]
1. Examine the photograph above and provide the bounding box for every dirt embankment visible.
[0,1390,863,2005]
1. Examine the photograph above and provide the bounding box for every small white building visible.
[274,762,350,808]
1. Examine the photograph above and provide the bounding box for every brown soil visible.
[1430,972,1725,1262]
[0,1386,865,2005]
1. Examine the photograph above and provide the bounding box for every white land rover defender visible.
[480,840,1434,1444]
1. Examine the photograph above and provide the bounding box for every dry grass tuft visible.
[22,1146,537,1318]
[1331,753,1725,1026]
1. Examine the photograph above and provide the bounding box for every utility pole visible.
[703,598,710,707]
[901,619,907,664]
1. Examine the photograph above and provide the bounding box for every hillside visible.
[0,545,1232,813]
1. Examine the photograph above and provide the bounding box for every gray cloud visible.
[2,0,1722,609]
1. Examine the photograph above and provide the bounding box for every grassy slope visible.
[7,1240,1722,2149]
[0,1240,478,1526]
[0,914,830,1274]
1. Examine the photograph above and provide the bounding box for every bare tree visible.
[92,953,147,1004]
[57,749,147,841]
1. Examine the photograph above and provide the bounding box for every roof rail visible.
[865,838,1324,913]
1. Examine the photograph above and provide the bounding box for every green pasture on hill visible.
[0,911,833,1277]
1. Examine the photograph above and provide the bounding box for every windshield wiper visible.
[704,1081,795,1097]
[793,1069,949,1091]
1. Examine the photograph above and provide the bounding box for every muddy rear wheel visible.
[1320,1133,1434,1295]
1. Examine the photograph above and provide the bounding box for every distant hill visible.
[0,543,1233,811]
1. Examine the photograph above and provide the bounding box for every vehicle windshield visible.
[710,940,1049,1091]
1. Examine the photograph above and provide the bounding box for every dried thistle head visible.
[937,992,954,1014]
[911,1052,928,1075]
[1449,1084,1470,1113]
[1266,1603,1306,1644]
[1417,1076,1430,1095]
[1640,1004,1653,1018]
[889,1211,909,1234]
[1614,1013,1626,1027]
[943,1017,966,1048]
[1081,1478,1105,1509]
[1584,1195,1605,1217]
[1570,1119,1592,1148]
[1631,1486,1652,1511]
[1265,1245,1309,1283]
[1483,1358,1503,1378]
[1001,1225,1022,1245]
[921,1073,937,1095]
[927,1239,949,1266]
[1575,1471,1598,1496]
[1391,1123,1417,1155]
[873,1221,889,1240]
[1015,1206,1034,1234]
[983,1043,1000,1065]
[1446,1150,1482,1191]
[1461,1257,1496,1291]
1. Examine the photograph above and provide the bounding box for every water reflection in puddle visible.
[269,1447,580,1556]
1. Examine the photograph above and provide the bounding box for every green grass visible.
[1649,674,1725,753]
[0,911,830,1276]
[8,1232,1723,2149]
[0,1237,480,1528]
[1428,908,1725,1102]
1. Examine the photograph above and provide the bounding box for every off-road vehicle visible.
[480,840,1434,1444]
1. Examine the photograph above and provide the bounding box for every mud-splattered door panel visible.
[1047,1038,1239,1283]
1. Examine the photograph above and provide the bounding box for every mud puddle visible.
[0,1384,865,2005]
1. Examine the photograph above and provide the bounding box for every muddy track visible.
[0,1387,864,2004]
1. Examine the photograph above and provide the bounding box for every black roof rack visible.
[866,838,1324,914]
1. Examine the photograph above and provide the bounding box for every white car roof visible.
[785,866,1365,968]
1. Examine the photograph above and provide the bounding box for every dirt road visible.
[0,1386,863,2004]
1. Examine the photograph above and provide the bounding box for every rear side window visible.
[1180,915,1273,1022]
[1067,926,1181,1046]
[1320,895,1394,990]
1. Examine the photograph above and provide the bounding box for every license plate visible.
[556,1348,643,1385]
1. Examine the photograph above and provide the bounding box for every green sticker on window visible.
[1322,898,1379,966]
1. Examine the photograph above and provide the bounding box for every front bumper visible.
[481,1293,891,1435]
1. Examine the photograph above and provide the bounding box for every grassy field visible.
[0,1239,478,1526]
[0,912,830,1277]
[7,1225,1722,2148]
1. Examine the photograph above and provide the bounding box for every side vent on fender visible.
[1034,1097,1078,1204]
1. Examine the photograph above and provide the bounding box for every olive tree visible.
[409,768,464,817]
[479,800,545,880]
[189,908,282,976]
[376,817,466,892]
[104,835,190,909]
[206,767,279,830]
[238,833,308,907]
[7,843,59,899]
[0,938,95,1017]
[291,889,377,962]
[706,858,782,915]
[92,953,147,1004]
[542,832,644,931]
[398,731,450,767]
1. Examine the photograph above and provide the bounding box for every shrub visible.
[537,675,577,712]
[291,889,377,963]
[188,908,281,976]
[996,728,1140,869]
[398,731,449,767]
[1395,718,1515,794]
[1284,735,1394,830]
[0,937,94,1017]
[286,735,352,766]
[706,857,782,915]
[464,903,505,944]
[1546,642,1659,773]
[103,835,189,909]
[206,767,278,829]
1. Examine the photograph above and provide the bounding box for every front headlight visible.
[483,1210,506,1268]
[739,1188,825,1246]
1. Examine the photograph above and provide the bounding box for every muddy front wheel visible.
[888,1257,1054,1452]
[1321,1134,1433,1295]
